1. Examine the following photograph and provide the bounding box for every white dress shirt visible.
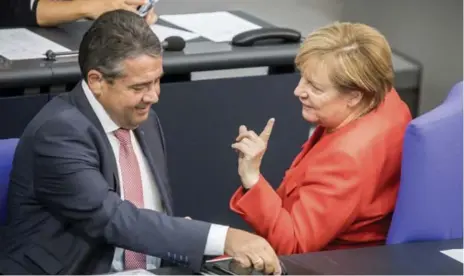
[82,81,228,272]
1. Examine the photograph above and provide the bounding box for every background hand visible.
[144,7,158,25]
[84,0,146,20]
[231,118,275,189]
[224,228,281,275]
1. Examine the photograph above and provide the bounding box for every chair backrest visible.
[387,81,463,244]
[0,138,19,225]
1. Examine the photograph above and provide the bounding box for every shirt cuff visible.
[203,224,229,256]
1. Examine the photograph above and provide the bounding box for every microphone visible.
[162,36,186,51]
[45,49,78,61]
[44,36,186,61]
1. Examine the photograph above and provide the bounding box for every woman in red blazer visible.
[230,22,412,257]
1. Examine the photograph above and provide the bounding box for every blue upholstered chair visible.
[0,138,19,225]
[387,82,463,244]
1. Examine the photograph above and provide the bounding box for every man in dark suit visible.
[0,10,281,275]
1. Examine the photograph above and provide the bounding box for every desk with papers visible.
[0,11,297,90]
[0,11,420,95]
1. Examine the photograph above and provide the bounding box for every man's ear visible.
[87,69,104,97]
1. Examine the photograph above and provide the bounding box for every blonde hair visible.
[295,22,394,110]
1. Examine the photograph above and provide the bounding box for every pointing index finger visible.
[259,118,275,142]
[239,125,248,134]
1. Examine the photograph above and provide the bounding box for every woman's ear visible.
[347,90,363,108]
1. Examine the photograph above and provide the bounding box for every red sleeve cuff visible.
[229,175,281,228]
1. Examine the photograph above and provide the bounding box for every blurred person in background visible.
[0,0,158,27]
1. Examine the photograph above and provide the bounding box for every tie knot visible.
[114,128,132,146]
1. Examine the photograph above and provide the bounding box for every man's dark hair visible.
[78,10,162,82]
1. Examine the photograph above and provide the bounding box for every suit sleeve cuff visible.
[203,224,229,256]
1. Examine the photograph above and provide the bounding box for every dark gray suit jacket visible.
[0,83,211,274]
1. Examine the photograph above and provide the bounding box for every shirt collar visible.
[81,81,120,134]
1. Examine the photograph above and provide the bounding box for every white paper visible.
[160,11,262,42]
[0,28,70,60]
[150,24,200,42]
[441,249,463,263]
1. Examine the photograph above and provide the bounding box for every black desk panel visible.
[0,58,53,89]
[280,238,463,275]
[154,73,306,230]
[0,94,49,138]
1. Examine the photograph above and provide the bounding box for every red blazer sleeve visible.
[230,152,364,255]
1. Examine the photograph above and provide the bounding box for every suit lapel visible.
[134,126,173,215]
[288,126,323,169]
[284,126,325,196]
[67,82,121,194]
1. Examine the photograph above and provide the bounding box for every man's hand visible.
[224,228,281,275]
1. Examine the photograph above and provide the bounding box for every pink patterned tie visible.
[114,128,147,270]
